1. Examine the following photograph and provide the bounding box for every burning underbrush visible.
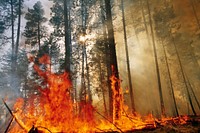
[1,55,200,133]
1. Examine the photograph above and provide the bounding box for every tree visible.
[0,0,24,101]
[15,0,23,62]
[153,0,200,115]
[146,0,165,116]
[64,0,71,72]
[0,49,29,98]
[0,0,22,65]
[153,2,179,116]
[121,0,136,113]
[24,1,47,51]
[79,0,93,108]
[104,0,122,122]
[49,0,71,72]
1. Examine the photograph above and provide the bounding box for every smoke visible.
[0,0,54,99]
[112,0,200,116]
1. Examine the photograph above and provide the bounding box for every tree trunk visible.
[11,0,15,63]
[104,0,121,122]
[15,0,21,61]
[121,0,135,113]
[185,74,200,110]
[99,59,108,116]
[164,0,199,115]
[37,22,41,50]
[64,0,70,72]
[100,0,112,117]
[85,46,92,103]
[79,0,92,104]
[10,0,16,96]
[80,45,86,103]
[146,0,165,116]
[68,1,72,67]
[160,39,179,116]
[170,34,197,115]
[190,0,200,29]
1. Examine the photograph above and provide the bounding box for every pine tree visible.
[24,1,47,51]
[49,0,71,72]
[121,0,136,113]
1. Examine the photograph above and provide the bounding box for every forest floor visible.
[101,124,200,133]
[132,124,200,133]
[127,120,200,133]
[99,116,200,133]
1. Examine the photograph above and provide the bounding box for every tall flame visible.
[6,55,191,133]
[9,54,96,133]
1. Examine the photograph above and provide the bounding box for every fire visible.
[4,55,192,133]
[9,54,96,133]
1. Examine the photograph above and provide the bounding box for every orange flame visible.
[9,55,96,133]
[7,55,192,133]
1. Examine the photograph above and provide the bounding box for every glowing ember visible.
[5,55,192,133]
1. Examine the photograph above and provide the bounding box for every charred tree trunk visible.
[68,1,72,67]
[121,0,135,113]
[105,37,112,118]
[104,0,121,122]
[100,0,112,117]
[64,0,71,72]
[146,0,165,116]
[80,45,86,104]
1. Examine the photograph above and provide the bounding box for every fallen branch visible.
[2,99,28,132]
[4,117,14,133]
